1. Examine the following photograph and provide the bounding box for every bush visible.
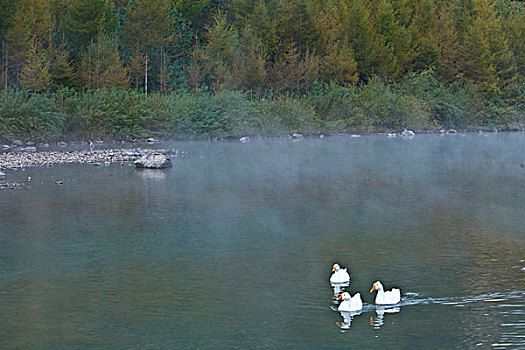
[72,89,147,140]
[0,89,65,142]
[357,77,432,131]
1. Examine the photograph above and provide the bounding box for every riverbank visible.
[1,74,523,144]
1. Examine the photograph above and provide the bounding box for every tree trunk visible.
[4,41,7,89]
[145,53,148,101]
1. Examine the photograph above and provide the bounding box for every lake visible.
[1,132,524,349]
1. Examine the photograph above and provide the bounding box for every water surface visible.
[1,133,524,349]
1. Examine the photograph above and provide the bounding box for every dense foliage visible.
[0,0,523,141]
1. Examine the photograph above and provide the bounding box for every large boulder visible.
[134,152,172,169]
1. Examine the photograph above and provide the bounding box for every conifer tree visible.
[436,3,461,82]
[63,0,116,56]
[20,39,51,92]
[204,11,239,90]
[122,0,172,98]
[186,42,210,90]
[233,25,267,92]
[48,41,75,89]
[458,0,516,88]
[4,5,32,87]
[231,0,278,58]
[503,4,525,78]
[321,40,358,85]
[78,33,128,90]
[373,0,415,80]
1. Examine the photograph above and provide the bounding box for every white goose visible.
[370,281,401,305]
[330,264,350,284]
[337,292,363,312]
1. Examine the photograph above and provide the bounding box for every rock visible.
[2,145,11,150]
[239,137,250,143]
[26,141,35,146]
[21,146,37,152]
[122,150,142,157]
[12,139,23,146]
[147,137,160,143]
[447,129,458,134]
[134,153,172,169]
[59,142,67,147]
[292,133,303,139]
[400,129,415,138]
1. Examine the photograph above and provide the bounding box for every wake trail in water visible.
[403,290,525,307]
[332,290,525,312]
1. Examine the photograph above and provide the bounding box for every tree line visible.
[1,0,523,94]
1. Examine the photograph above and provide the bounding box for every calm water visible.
[1,133,524,349]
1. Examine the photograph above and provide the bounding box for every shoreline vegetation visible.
[1,73,523,145]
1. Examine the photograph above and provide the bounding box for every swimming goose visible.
[370,281,401,305]
[337,292,363,312]
[330,264,350,284]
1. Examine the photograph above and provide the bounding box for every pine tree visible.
[204,10,239,90]
[373,0,415,80]
[4,5,32,87]
[503,4,525,78]
[186,42,210,90]
[78,33,128,90]
[128,47,144,91]
[62,0,116,56]
[458,0,516,88]
[435,4,461,82]
[0,0,18,89]
[233,25,267,92]
[48,41,75,89]
[122,0,172,98]
[321,40,358,85]
[231,0,278,58]
[20,39,51,92]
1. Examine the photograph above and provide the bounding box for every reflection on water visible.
[135,168,168,181]
[331,282,350,297]
[337,310,363,330]
[0,133,524,349]
[370,306,401,329]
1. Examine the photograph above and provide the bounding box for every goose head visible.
[332,264,341,272]
[370,281,384,293]
[337,292,351,301]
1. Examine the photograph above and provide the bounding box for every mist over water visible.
[1,132,524,349]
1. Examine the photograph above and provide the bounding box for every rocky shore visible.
[0,147,184,171]
[0,147,182,190]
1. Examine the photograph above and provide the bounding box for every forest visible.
[0,0,523,141]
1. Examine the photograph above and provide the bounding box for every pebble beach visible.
[0,145,178,190]
[0,149,144,170]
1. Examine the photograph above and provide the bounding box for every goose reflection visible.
[337,310,363,331]
[331,281,350,298]
[370,305,400,329]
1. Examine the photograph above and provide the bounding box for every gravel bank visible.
[0,149,150,170]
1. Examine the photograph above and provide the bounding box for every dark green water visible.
[1,133,524,349]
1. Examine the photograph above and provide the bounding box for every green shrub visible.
[72,89,147,140]
[0,89,65,142]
